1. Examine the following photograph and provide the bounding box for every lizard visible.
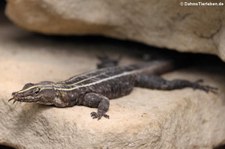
[8,57,217,120]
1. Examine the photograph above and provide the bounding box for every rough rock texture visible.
[5,0,225,61]
[1,8,225,149]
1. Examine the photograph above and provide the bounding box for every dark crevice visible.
[214,144,225,149]
[0,0,10,25]
[0,145,16,149]
[0,0,6,13]
[0,0,7,23]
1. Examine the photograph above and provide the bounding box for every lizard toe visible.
[90,112,98,119]
[103,114,110,119]
[90,111,109,120]
[194,83,218,94]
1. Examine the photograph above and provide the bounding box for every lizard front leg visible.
[135,75,217,93]
[83,93,110,120]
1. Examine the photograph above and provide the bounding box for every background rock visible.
[5,0,225,61]
[1,6,225,148]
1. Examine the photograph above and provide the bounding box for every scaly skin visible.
[9,60,217,120]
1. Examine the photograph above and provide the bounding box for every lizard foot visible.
[193,80,218,94]
[91,112,110,120]
[97,55,121,69]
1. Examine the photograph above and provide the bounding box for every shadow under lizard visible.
[9,58,217,120]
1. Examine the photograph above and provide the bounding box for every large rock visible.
[1,11,225,149]
[5,0,225,61]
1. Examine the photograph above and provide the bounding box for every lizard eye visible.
[33,87,40,94]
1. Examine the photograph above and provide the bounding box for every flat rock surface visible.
[5,0,225,61]
[1,9,225,149]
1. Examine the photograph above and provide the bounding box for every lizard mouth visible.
[8,92,39,103]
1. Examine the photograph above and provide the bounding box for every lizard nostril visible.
[12,92,16,96]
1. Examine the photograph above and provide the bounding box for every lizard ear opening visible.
[22,83,35,89]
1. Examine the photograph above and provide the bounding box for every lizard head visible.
[9,81,57,105]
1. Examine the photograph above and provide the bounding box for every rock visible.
[5,0,225,61]
[1,11,225,149]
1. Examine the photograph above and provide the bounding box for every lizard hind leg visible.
[83,93,110,120]
[97,55,121,69]
[135,75,218,94]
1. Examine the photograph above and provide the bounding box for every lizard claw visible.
[8,98,14,102]
[193,81,218,94]
[90,112,98,119]
[201,85,218,94]
[8,97,17,104]
[91,112,109,120]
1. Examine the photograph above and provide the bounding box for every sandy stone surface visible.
[0,9,225,149]
[5,0,225,61]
